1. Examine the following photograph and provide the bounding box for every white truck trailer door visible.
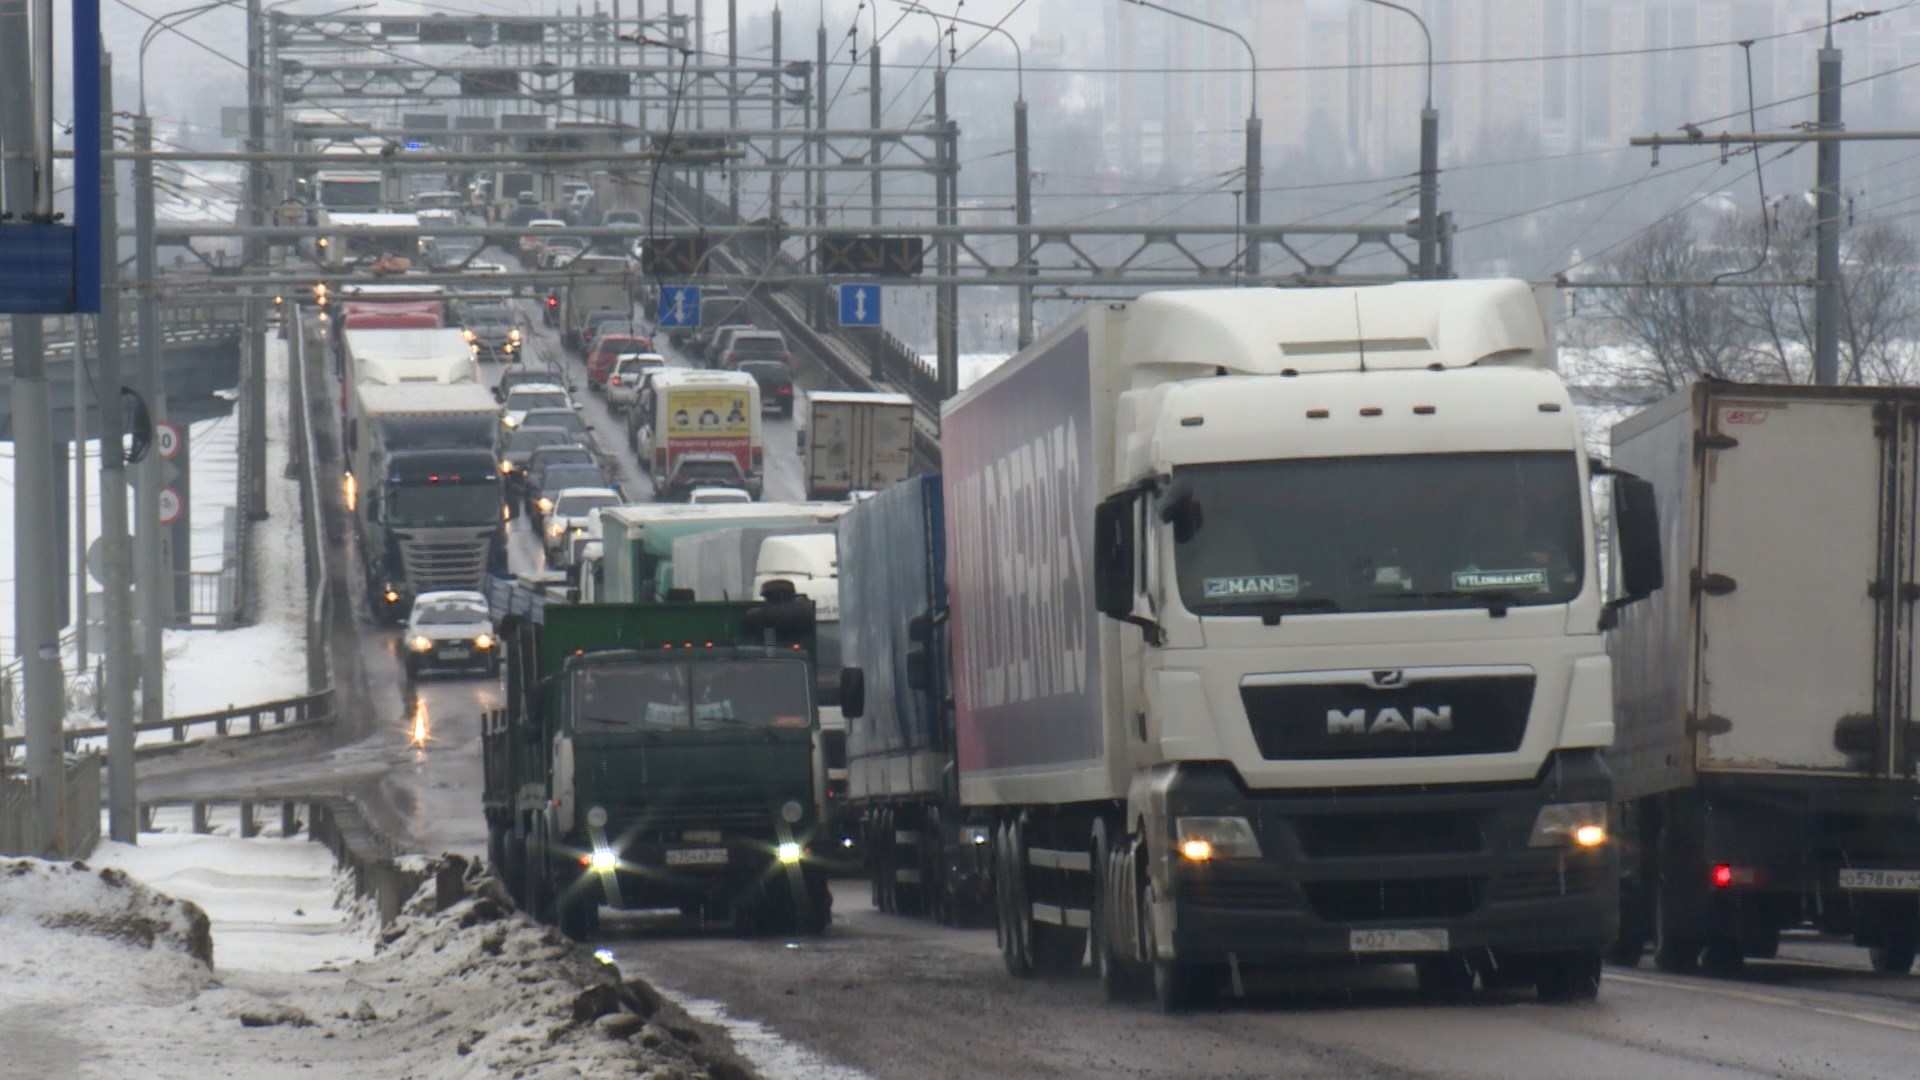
[1696,396,1882,774]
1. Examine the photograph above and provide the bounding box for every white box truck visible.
[873,280,1663,1011]
[1609,383,1920,977]
[797,391,915,500]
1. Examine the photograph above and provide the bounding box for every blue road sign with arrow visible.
[658,285,701,328]
[838,283,882,327]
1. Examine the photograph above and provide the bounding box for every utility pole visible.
[74,327,90,668]
[134,114,170,730]
[1014,96,1032,348]
[96,51,137,845]
[770,6,783,226]
[1419,104,1439,278]
[869,42,882,228]
[1814,25,1843,385]
[3,0,68,855]
[246,0,270,520]
[812,20,827,331]
[727,0,740,221]
[934,67,958,400]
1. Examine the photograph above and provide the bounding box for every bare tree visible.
[1582,218,1752,399]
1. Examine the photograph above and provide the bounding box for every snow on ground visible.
[0,336,311,726]
[1,806,751,1079]
[160,337,309,718]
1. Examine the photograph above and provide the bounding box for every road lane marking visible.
[1610,971,1920,1032]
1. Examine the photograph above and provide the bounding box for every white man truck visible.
[871,281,1664,1012]
[797,391,916,500]
[1608,383,1920,976]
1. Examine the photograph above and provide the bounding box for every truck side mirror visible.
[839,667,865,719]
[905,648,930,692]
[907,612,931,644]
[1603,473,1664,629]
[1093,494,1136,620]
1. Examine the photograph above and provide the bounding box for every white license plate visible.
[1350,928,1450,954]
[439,646,469,660]
[1839,868,1920,891]
[665,847,729,867]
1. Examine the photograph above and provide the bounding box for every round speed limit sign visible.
[156,421,182,460]
[158,487,183,526]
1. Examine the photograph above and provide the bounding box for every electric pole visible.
[134,114,170,729]
[97,51,138,845]
[1814,25,1843,385]
[2,0,69,855]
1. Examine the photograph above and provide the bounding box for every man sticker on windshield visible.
[1202,574,1301,600]
[1453,568,1549,591]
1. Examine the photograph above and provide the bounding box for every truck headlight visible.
[498,459,514,474]
[588,847,619,873]
[1175,816,1262,862]
[547,520,566,538]
[780,799,805,824]
[474,633,493,651]
[509,328,522,341]
[776,841,803,865]
[1528,802,1609,848]
[537,496,554,514]
[408,635,433,652]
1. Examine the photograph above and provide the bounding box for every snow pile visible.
[1,839,753,1079]
[360,854,756,1080]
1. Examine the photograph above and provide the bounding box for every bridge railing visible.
[0,297,251,361]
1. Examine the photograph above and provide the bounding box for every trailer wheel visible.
[523,826,555,924]
[502,832,526,907]
[995,819,1033,977]
[1534,949,1604,1003]
[1869,906,1918,974]
[1869,943,1916,974]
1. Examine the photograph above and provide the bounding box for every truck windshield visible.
[380,416,497,449]
[573,659,812,730]
[1170,451,1584,616]
[390,484,502,528]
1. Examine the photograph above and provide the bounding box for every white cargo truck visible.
[1609,382,1920,977]
[797,391,915,500]
[904,280,1664,1011]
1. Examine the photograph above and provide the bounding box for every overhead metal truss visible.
[274,60,808,107]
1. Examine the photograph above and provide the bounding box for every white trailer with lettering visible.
[899,282,1665,1011]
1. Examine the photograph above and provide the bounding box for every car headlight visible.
[408,635,433,652]
[501,415,519,428]
[536,496,554,513]
[1529,802,1609,848]
[463,329,476,342]
[474,633,493,651]
[547,520,566,538]
[780,799,805,824]
[1174,816,1262,861]
[498,460,513,474]
[509,329,522,341]
[776,841,803,865]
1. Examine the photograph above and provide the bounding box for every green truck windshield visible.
[573,658,812,731]
[1172,451,1584,616]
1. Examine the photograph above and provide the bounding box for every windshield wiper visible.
[1207,597,1342,625]
[1384,589,1524,618]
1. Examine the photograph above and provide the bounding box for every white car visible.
[500,382,573,430]
[544,487,624,563]
[404,591,498,679]
[607,352,667,411]
[688,486,753,506]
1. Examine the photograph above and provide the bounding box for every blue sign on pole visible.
[0,0,99,314]
[657,285,701,328]
[838,283,881,326]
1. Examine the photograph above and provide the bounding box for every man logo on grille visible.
[1370,669,1404,688]
[1327,706,1453,735]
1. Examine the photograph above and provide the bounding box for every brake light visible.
[610,375,620,386]
[546,295,558,308]
[779,385,791,395]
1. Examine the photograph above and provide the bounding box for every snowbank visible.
[2,822,753,1079]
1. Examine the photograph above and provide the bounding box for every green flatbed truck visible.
[482,588,832,939]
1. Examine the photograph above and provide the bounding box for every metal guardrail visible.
[0,297,251,361]
[0,688,334,760]
[289,304,333,695]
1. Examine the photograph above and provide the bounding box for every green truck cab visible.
[482,588,832,939]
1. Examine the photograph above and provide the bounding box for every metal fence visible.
[0,755,102,858]
[288,305,332,695]
[0,297,250,364]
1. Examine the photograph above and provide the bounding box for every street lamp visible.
[1361,0,1441,279]
[1126,0,1262,274]
[898,2,1035,346]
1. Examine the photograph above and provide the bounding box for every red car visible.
[586,333,655,389]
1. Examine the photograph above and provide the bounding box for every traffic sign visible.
[818,234,926,276]
[658,285,701,329]
[156,421,182,460]
[838,283,882,327]
[158,487,182,526]
[641,238,710,276]
[87,537,107,586]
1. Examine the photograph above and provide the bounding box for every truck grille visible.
[613,802,774,839]
[1178,877,1300,912]
[1241,671,1534,760]
[400,538,490,591]
[1294,811,1486,858]
[1301,876,1484,922]
[1489,860,1610,902]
